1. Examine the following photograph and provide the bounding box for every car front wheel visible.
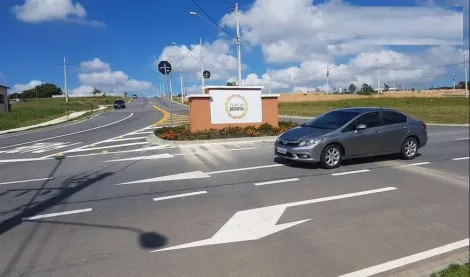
[320,144,342,169]
[400,137,418,160]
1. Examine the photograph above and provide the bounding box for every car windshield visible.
[303,110,361,129]
[114,100,124,104]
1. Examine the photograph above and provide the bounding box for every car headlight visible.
[298,138,323,147]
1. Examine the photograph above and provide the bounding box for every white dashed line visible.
[23,208,93,220]
[254,178,299,186]
[452,156,469,161]
[331,169,370,176]
[454,137,469,141]
[400,162,431,167]
[339,238,470,277]
[153,191,207,202]
[0,177,53,186]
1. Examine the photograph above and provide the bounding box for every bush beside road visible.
[0,97,123,131]
[154,121,298,141]
[430,262,469,277]
[279,97,469,124]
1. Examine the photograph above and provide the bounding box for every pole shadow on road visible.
[21,219,167,250]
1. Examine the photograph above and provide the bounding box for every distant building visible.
[0,85,9,113]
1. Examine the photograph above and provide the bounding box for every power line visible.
[189,0,235,38]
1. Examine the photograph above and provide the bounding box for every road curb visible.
[163,97,189,107]
[279,115,469,127]
[146,133,279,146]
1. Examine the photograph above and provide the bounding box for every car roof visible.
[333,107,401,114]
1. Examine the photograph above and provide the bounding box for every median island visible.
[154,121,298,141]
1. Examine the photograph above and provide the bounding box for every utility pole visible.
[179,64,184,103]
[63,56,68,103]
[465,54,468,99]
[326,65,330,94]
[356,77,359,94]
[235,2,242,86]
[453,72,456,90]
[375,57,380,93]
[200,37,205,93]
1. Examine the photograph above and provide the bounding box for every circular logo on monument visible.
[225,94,248,120]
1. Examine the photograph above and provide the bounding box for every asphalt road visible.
[0,97,468,277]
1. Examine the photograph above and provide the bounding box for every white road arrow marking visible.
[114,164,286,186]
[151,187,397,252]
[115,171,211,185]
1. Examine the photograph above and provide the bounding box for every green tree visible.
[348,83,356,94]
[226,81,237,86]
[358,83,374,95]
[20,83,63,98]
[92,87,102,96]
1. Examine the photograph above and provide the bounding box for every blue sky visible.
[0,0,468,95]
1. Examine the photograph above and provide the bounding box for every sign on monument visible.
[210,90,262,124]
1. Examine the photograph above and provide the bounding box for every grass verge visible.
[0,97,122,131]
[279,97,469,124]
[430,262,469,277]
[154,121,298,141]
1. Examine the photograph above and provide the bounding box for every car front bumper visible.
[273,141,325,163]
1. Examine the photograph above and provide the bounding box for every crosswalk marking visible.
[0,142,82,154]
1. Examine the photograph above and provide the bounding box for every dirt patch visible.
[279,89,466,102]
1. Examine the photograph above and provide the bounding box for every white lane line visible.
[207,164,285,175]
[338,238,470,277]
[65,145,169,158]
[106,137,147,142]
[173,147,255,156]
[454,137,469,141]
[0,113,134,150]
[400,162,431,167]
[0,177,53,186]
[254,178,299,186]
[104,153,174,162]
[64,142,149,153]
[126,131,154,135]
[23,208,93,221]
[153,191,207,202]
[0,158,52,163]
[452,156,469,161]
[331,169,370,176]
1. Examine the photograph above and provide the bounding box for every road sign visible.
[158,61,172,75]
[152,187,397,252]
[203,70,211,80]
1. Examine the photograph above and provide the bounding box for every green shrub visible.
[154,121,299,141]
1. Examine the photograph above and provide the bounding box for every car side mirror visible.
[356,124,367,130]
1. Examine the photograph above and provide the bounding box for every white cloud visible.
[80,58,110,71]
[13,0,105,27]
[241,73,289,91]
[156,39,246,81]
[221,0,464,63]
[71,85,93,95]
[251,46,468,92]
[71,59,152,95]
[11,80,43,93]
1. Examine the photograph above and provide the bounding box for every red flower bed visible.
[154,121,298,141]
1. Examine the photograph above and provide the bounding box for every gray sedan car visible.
[274,107,428,169]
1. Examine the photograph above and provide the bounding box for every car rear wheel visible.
[320,144,342,169]
[400,137,418,160]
